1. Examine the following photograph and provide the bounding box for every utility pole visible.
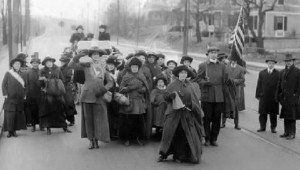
[19,0,22,51]
[7,0,13,62]
[136,0,140,47]
[183,0,189,55]
[117,0,120,45]
[12,0,21,57]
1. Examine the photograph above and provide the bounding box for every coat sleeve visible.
[233,67,245,85]
[196,63,208,86]
[104,72,114,91]
[275,71,282,102]
[2,72,9,96]
[255,71,262,99]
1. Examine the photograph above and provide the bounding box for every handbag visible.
[45,79,66,96]
[103,91,112,103]
[114,92,130,105]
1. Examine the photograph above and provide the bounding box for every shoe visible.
[94,139,99,149]
[286,135,295,140]
[12,131,18,137]
[234,126,241,130]
[124,140,130,146]
[47,128,51,135]
[63,128,72,133]
[204,141,210,146]
[280,133,289,138]
[220,124,226,128]
[7,132,12,138]
[88,140,95,149]
[31,126,36,132]
[136,138,144,146]
[271,129,277,133]
[68,122,74,127]
[40,127,45,131]
[210,141,218,146]
[257,129,266,132]
[157,155,165,162]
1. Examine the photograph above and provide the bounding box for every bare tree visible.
[1,0,7,45]
[238,0,278,54]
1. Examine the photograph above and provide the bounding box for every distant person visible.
[256,56,280,133]
[70,25,85,52]
[276,54,300,140]
[98,25,110,41]
[84,33,94,41]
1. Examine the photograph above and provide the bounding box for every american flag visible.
[229,7,246,67]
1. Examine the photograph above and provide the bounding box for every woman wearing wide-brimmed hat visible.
[106,55,121,139]
[25,58,43,132]
[60,54,77,126]
[69,47,113,149]
[2,58,27,137]
[39,56,71,135]
[158,65,204,164]
[118,57,150,146]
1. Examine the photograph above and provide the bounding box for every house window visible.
[248,15,258,30]
[274,16,287,30]
[208,14,214,25]
[278,0,284,5]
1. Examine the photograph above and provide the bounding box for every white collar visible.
[267,68,274,73]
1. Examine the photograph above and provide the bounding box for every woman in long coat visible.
[2,58,27,137]
[60,54,77,126]
[40,57,71,135]
[106,55,121,139]
[119,57,150,146]
[69,48,113,149]
[25,58,43,132]
[158,65,204,164]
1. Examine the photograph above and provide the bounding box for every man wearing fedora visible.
[256,56,280,133]
[197,46,227,146]
[276,53,300,140]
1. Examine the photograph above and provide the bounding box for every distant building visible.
[248,0,300,52]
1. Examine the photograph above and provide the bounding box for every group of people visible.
[2,24,300,165]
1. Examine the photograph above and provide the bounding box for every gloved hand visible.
[95,87,108,98]
[73,51,88,62]
[119,87,128,93]
[80,62,91,67]
[168,92,176,100]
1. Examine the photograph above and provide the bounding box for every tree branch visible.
[263,0,278,14]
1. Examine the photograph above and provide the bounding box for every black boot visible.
[47,128,51,135]
[88,139,95,149]
[63,127,72,133]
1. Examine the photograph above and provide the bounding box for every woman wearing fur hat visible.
[119,57,150,146]
[39,57,71,135]
[60,54,77,126]
[2,58,27,137]
[150,76,168,138]
[69,48,113,149]
[161,60,177,85]
[25,58,43,132]
[106,55,121,139]
[158,65,204,164]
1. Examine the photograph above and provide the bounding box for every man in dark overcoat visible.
[197,46,227,146]
[98,25,110,41]
[276,53,300,140]
[256,56,280,133]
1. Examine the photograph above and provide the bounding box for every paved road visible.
[0,32,300,170]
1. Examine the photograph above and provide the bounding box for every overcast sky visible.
[31,0,148,20]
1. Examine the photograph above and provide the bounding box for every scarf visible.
[8,69,25,88]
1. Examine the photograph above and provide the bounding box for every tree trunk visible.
[195,0,201,43]
[24,0,30,46]
[256,10,265,54]
[7,0,13,61]
[12,0,20,57]
[1,7,7,45]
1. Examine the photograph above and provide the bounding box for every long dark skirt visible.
[159,110,202,163]
[65,83,77,124]
[3,110,27,132]
[26,98,41,126]
[119,114,146,140]
[40,95,67,128]
[107,101,120,138]
[81,103,110,142]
